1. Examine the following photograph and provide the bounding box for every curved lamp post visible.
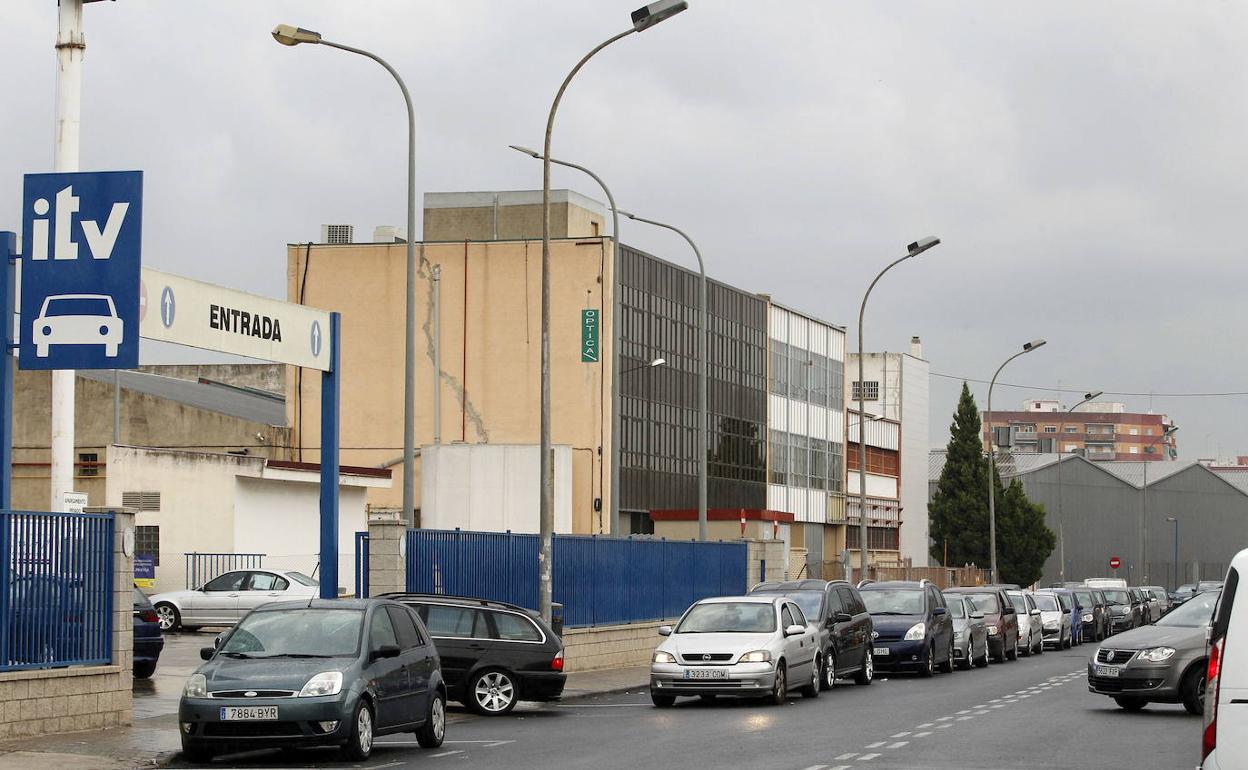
[272,24,421,528]
[986,339,1047,583]
[535,1,688,622]
[855,237,940,580]
[1056,390,1101,583]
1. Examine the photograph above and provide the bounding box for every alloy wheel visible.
[357,704,373,755]
[155,605,177,631]
[474,671,515,713]
[824,652,837,689]
[431,695,446,741]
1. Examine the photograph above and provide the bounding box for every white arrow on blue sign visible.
[19,171,143,370]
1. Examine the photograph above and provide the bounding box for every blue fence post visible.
[318,312,341,600]
[0,232,14,511]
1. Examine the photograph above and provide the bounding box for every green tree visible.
[998,478,1057,587]
[929,382,995,567]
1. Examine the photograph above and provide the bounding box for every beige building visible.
[288,191,614,534]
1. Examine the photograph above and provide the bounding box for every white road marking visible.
[936,723,953,729]
[956,709,971,714]
[557,703,652,708]
[800,765,827,770]
[860,753,881,761]
[973,709,989,715]
[916,722,935,728]
[865,741,885,749]
[443,740,516,745]
[991,704,1006,709]
[829,766,851,770]
[890,732,911,738]
[430,750,464,758]
[957,715,974,721]
[914,731,932,737]
[937,716,955,721]
[887,741,909,749]
[835,752,859,761]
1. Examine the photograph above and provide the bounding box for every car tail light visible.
[551,651,564,672]
[1203,636,1221,761]
[136,608,159,623]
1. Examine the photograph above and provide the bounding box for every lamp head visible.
[907,236,941,256]
[1022,339,1047,352]
[650,358,666,367]
[1085,390,1104,401]
[272,24,322,46]
[508,144,542,159]
[615,208,636,220]
[632,0,689,32]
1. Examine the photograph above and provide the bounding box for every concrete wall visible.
[422,190,606,241]
[563,620,668,673]
[139,363,285,394]
[0,510,134,740]
[289,237,613,535]
[13,370,290,511]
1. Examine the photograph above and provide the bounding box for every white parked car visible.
[1202,548,1247,768]
[33,293,123,358]
[649,595,820,707]
[149,569,319,631]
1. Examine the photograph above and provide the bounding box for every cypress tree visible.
[929,383,994,567]
[999,478,1057,587]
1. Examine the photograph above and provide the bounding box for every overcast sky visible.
[3,1,1246,459]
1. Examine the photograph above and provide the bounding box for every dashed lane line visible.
[859,753,881,761]
[864,741,886,749]
[835,752,859,761]
[886,741,909,749]
[891,732,911,738]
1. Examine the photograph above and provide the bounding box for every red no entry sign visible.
[1110,556,1121,569]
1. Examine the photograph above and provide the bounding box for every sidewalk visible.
[0,665,652,770]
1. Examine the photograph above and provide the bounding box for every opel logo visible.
[871,631,879,640]
[702,654,711,661]
[244,691,257,698]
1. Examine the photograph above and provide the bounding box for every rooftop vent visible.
[321,224,354,245]
[373,226,407,243]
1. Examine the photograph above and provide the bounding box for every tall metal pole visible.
[615,213,707,540]
[50,0,85,513]
[987,340,1046,584]
[510,146,621,534]
[1139,425,1176,584]
[540,28,635,622]
[854,239,940,579]
[1056,391,1099,583]
[432,264,442,446]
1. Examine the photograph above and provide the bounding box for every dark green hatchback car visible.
[178,598,447,763]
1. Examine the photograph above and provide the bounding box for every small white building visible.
[847,338,931,567]
[105,445,391,594]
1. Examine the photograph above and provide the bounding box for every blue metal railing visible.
[353,532,369,598]
[0,510,114,672]
[184,552,264,591]
[405,529,747,628]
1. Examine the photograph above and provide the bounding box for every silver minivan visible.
[650,595,820,707]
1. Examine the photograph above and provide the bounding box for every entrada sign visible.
[138,268,332,371]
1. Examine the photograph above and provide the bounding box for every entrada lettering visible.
[209,304,283,341]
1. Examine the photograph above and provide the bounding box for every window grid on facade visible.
[135,525,160,566]
[78,452,99,477]
[851,380,880,401]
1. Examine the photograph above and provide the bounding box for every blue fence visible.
[184,552,264,590]
[354,532,369,598]
[0,510,114,672]
[405,529,748,627]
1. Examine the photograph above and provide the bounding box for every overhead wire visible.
[930,371,1248,398]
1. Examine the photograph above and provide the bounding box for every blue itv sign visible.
[19,171,143,370]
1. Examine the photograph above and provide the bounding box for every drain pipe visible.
[432,264,442,445]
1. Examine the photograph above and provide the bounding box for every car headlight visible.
[652,650,676,664]
[903,623,926,641]
[739,650,772,663]
[1082,614,1094,622]
[1137,647,1176,663]
[299,671,344,698]
[1043,621,1058,630]
[183,673,207,699]
[986,625,998,636]
[1114,607,1129,615]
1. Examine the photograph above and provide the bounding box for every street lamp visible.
[272,24,421,529]
[621,357,666,375]
[616,209,709,542]
[1141,424,1179,583]
[508,144,625,536]
[1166,516,1180,591]
[855,237,940,580]
[1055,390,1101,583]
[535,0,688,623]
[986,338,1047,584]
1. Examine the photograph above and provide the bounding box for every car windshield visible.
[949,601,966,619]
[1176,584,1197,593]
[1102,589,1130,605]
[44,297,113,316]
[676,602,776,634]
[1198,582,1223,591]
[218,608,363,657]
[1007,593,1027,613]
[1157,591,1219,627]
[861,589,924,615]
[758,591,821,619]
[955,592,999,613]
[1074,591,1094,607]
[1032,594,1060,612]
[284,572,318,587]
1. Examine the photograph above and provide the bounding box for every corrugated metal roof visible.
[78,370,286,426]
[928,450,1060,482]
[1095,459,1198,488]
[1209,468,1248,495]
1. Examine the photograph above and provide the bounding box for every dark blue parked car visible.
[858,580,956,677]
[133,587,164,679]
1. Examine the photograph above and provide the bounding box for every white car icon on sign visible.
[34,294,124,358]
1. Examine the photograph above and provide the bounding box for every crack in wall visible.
[417,244,489,442]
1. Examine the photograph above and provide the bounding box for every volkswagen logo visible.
[244,691,257,698]
[871,630,879,640]
[702,654,712,661]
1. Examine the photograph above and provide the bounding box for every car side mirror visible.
[657,625,673,637]
[1030,609,1041,617]
[834,612,853,624]
[1003,606,1016,614]
[370,644,401,662]
[932,607,947,617]
[1077,605,1084,611]
[970,611,985,620]
[784,624,806,637]
[199,647,215,661]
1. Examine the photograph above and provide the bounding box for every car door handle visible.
[228,594,239,598]
[266,593,280,597]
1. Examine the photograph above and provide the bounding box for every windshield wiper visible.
[870,611,915,616]
[262,653,336,659]
[219,651,256,659]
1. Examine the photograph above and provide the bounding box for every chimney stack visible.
[910,336,923,359]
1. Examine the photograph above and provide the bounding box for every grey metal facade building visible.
[928,452,1248,588]
[616,245,768,530]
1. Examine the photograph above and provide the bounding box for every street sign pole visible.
[318,312,341,600]
[0,232,14,510]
